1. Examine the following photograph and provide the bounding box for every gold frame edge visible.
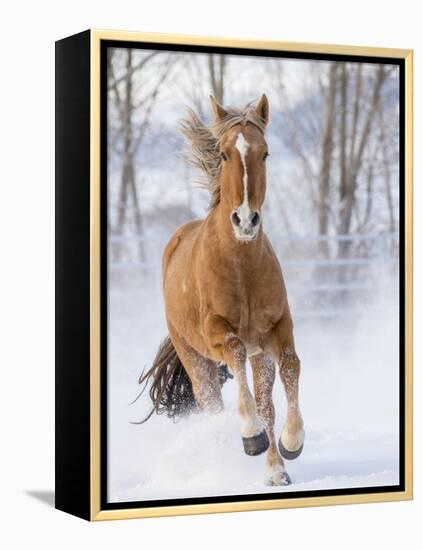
[89,30,413,522]
[90,30,101,521]
[404,50,413,500]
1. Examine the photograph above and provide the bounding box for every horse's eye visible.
[221,152,228,161]
[263,152,269,161]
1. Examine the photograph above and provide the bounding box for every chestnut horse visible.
[138,95,305,486]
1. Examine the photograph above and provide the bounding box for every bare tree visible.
[208,54,226,104]
[108,49,176,261]
[377,104,396,234]
[318,63,338,257]
[274,61,394,238]
[338,65,388,240]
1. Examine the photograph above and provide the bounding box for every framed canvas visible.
[55,29,413,521]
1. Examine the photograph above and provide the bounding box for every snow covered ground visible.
[107,281,400,503]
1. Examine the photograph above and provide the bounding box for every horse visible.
[138,94,305,486]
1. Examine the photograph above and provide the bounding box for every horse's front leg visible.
[250,353,291,485]
[268,315,305,461]
[204,314,269,456]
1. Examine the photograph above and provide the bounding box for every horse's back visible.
[162,219,204,299]
[162,219,204,342]
[163,219,202,272]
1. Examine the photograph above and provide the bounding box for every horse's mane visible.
[180,101,266,210]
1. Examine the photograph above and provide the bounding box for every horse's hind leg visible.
[250,353,291,486]
[168,324,223,413]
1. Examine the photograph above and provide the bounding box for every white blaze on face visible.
[235,132,251,228]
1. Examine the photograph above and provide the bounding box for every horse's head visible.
[211,94,269,242]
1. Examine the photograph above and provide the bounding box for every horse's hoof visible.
[242,430,269,456]
[278,439,304,460]
[266,470,292,486]
[217,363,233,387]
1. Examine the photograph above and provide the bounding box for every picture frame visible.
[55,29,413,521]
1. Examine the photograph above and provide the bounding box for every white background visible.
[0,0,420,548]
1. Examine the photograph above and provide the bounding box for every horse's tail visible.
[133,335,197,424]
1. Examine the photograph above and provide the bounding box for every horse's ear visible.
[255,94,270,126]
[209,95,228,121]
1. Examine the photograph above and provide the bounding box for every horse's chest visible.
[202,248,284,341]
[221,283,281,338]
[241,297,276,333]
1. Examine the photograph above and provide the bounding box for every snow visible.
[107,282,399,503]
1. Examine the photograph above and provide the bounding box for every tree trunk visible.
[115,50,134,261]
[338,65,387,241]
[338,64,348,220]
[128,170,145,263]
[208,54,226,104]
[318,62,338,257]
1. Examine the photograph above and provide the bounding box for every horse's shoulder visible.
[177,218,203,236]
[163,219,203,269]
[168,219,203,249]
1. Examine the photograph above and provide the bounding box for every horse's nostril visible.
[231,211,241,226]
[251,212,261,226]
